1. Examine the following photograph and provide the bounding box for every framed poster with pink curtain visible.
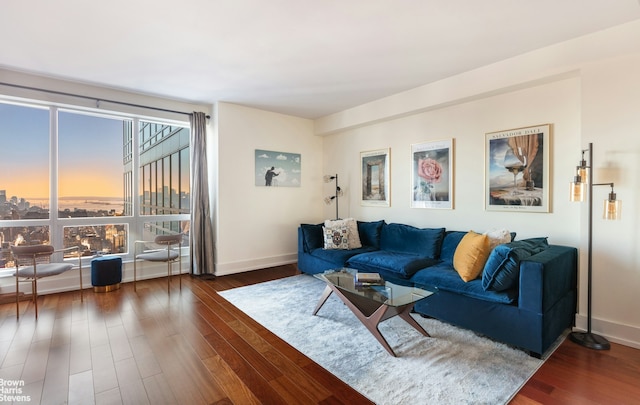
[411,139,454,209]
[485,124,551,213]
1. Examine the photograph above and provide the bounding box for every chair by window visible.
[133,234,183,293]
[11,245,83,319]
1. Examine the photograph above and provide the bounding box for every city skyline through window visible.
[0,103,50,214]
[58,110,128,214]
[0,99,191,268]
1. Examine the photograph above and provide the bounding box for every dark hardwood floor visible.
[0,264,638,404]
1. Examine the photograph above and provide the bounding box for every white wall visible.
[579,54,640,347]
[317,22,640,349]
[214,102,322,275]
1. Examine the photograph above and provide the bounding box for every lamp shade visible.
[578,166,589,185]
[570,181,586,202]
[603,199,621,220]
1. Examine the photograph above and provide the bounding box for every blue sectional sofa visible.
[297,220,577,357]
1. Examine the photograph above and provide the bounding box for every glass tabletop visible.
[314,268,434,307]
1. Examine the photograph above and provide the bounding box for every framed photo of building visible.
[255,149,301,187]
[411,139,454,209]
[361,148,390,207]
[485,124,551,212]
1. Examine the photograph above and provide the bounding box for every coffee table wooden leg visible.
[328,286,398,356]
[360,304,398,357]
[398,304,430,337]
[312,285,333,315]
[313,283,430,357]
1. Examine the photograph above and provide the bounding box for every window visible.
[0,103,50,220]
[58,111,130,218]
[0,100,190,270]
[63,224,128,256]
[139,121,190,216]
[0,226,51,268]
[143,221,189,247]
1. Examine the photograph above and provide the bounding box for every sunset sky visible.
[1,102,124,200]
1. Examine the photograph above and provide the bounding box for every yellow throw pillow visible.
[453,231,491,282]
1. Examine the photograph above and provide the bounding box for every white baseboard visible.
[214,253,297,276]
[574,313,640,350]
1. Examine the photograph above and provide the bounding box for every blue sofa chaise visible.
[297,220,577,357]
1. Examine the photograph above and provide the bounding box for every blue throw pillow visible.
[300,223,324,251]
[440,231,467,264]
[482,237,549,291]
[380,223,445,258]
[357,220,385,248]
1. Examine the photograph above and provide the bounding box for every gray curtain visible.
[189,112,215,276]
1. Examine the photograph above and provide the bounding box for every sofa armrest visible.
[518,245,578,313]
[298,227,306,253]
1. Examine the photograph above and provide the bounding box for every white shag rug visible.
[219,274,551,405]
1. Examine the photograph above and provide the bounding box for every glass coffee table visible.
[313,268,435,357]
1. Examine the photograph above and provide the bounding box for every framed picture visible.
[255,149,301,187]
[361,148,390,207]
[411,139,454,209]
[485,124,551,212]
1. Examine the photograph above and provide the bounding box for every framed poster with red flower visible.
[411,139,454,209]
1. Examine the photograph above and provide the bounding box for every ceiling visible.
[2,0,640,119]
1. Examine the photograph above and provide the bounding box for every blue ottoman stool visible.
[91,256,122,292]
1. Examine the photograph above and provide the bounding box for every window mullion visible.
[130,118,141,256]
[50,107,61,250]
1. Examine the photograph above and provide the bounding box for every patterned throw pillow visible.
[323,226,349,250]
[324,218,362,249]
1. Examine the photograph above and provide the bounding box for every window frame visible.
[0,98,191,272]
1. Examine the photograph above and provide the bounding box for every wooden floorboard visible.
[0,264,638,404]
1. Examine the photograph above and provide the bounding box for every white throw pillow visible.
[324,218,362,249]
[484,228,511,250]
[323,226,349,250]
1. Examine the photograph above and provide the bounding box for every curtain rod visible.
[0,81,210,119]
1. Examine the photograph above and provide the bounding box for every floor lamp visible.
[569,142,621,350]
[324,174,343,220]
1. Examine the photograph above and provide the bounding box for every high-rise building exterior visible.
[137,121,190,239]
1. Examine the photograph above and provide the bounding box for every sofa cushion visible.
[323,226,349,249]
[440,231,467,264]
[482,237,550,291]
[453,231,491,282]
[410,263,517,305]
[309,246,377,266]
[357,220,385,248]
[380,223,445,258]
[300,223,324,251]
[325,218,362,249]
[346,251,439,279]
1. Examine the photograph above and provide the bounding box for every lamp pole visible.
[569,143,611,350]
[334,174,339,220]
